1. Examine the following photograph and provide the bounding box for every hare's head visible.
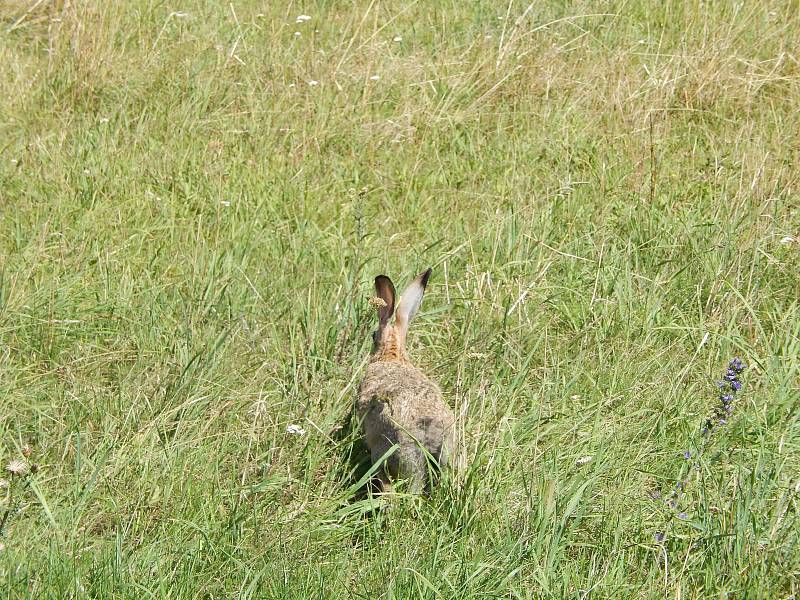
[370,268,432,362]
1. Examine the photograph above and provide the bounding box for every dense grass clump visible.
[1,1,799,597]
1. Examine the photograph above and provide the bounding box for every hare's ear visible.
[395,268,432,339]
[374,275,396,327]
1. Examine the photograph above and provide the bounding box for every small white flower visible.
[6,459,28,476]
[570,394,580,401]
[286,424,306,436]
[288,83,296,88]
[369,75,380,81]
[220,200,231,207]
[99,117,109,124]
[780,236,795,244]
[296,14,311,23]
[308,80,319,86]
[575,456,593,466]
[83,169,91,176]
[393,35,402,42]
[294,31,301,37]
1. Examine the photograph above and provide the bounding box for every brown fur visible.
[356,269,458,494]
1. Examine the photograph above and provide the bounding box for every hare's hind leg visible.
[437,422,461,474]
[396,444,428,494]
[368,441,399,495]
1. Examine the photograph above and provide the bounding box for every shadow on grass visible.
[333,408,384,503]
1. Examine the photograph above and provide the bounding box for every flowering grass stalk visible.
[0,451,39,542]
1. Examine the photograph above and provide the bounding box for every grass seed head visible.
[5,460,28,476]
[368,296,388,309]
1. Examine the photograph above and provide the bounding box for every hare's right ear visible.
[374,275,396,327]
[394,267,432,340]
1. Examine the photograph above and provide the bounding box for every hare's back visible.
[358,361,454,432]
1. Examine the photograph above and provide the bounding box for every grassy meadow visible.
[1,0,800,597]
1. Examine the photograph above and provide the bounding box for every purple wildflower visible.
[702,358,746,435]
[654,359,748,546]
[729,358,745,372]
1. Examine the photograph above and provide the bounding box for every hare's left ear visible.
[395,268,432,340]
[374,275,396,328]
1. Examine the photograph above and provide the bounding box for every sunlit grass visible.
[1,0,798,597]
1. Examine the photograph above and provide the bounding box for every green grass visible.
[1,0,799,597]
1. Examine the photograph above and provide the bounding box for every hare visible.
[357,268,457,494]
